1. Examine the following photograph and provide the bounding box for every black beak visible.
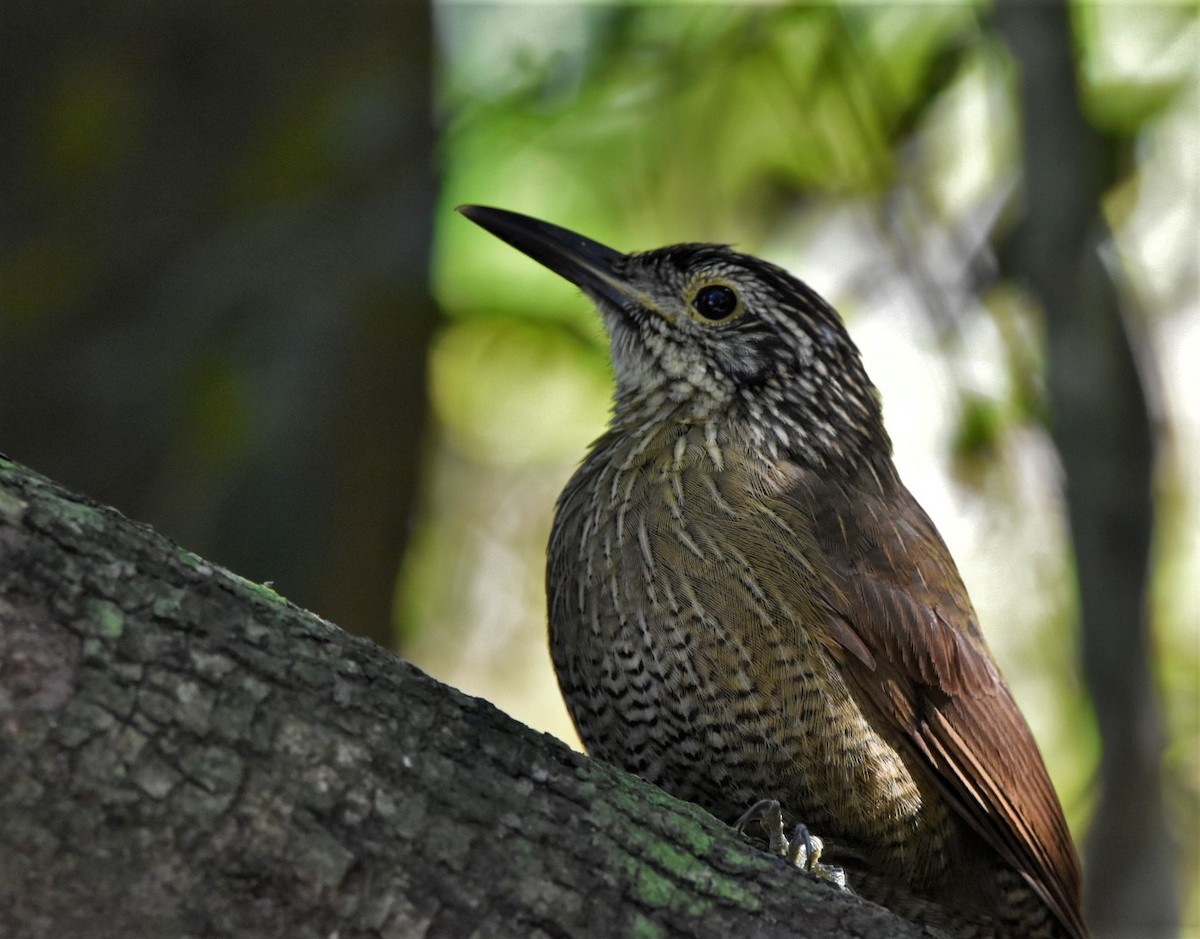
[457,205,636,309]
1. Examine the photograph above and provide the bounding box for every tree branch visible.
[0,457,926,939]
[992,5,1176,935]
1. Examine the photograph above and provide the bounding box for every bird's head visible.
[459,205,890,471]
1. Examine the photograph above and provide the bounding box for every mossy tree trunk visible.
[0,457,925,939]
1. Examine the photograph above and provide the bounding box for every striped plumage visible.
[460,206,1088,939]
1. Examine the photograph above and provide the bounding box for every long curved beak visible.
[457,205,636,309]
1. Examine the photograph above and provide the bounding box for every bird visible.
[458,204,1088,939]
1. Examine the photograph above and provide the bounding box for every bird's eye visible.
[692,284,740,321]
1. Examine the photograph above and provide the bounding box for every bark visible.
[993,4,1177,937]
[0,456,927,939]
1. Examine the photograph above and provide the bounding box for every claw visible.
[792,826,847,889]
[735,799,790,857]
[735,800,848,890]
[788,823,818,870]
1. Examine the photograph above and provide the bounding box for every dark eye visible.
[692,284,739,321]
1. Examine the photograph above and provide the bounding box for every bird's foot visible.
[734,799,848,889]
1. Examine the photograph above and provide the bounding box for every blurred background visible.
[0,3,1195,937]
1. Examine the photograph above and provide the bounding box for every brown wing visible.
[781,464,1087,939]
